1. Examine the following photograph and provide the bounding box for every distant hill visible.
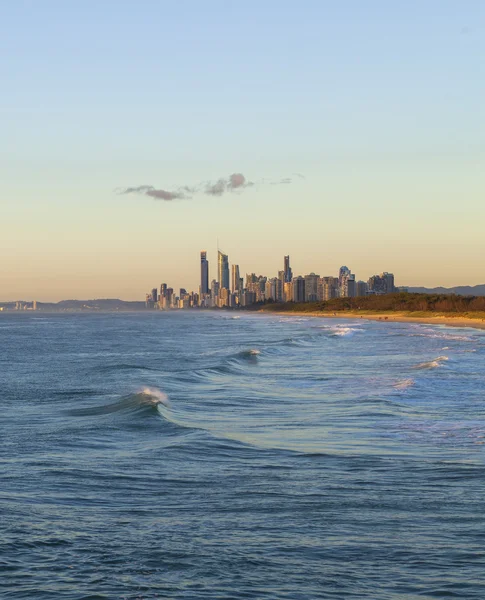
[53,299,146,310]
[408,285,485,296]
[0,299,146,311]
[49,299,146,310]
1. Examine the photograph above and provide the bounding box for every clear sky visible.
[1,0,484,301]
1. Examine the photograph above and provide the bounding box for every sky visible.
[0,0,484,301]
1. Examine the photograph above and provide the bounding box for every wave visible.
[330,326,364,337]
[410,332,473,342]
[92,363,157,373]
[67,387,169,416]
[237,348,260,358]
[413,356,449,370]
[393,378,415,390]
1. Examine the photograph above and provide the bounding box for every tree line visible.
[260,292,485,314]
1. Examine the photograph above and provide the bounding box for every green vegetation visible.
[260,292,485,317]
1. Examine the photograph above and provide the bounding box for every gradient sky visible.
[1,1,484,301]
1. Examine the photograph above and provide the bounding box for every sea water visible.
[1,312,484,599]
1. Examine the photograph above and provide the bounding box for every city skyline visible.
[2,242,485,303]
[145,250,400,310]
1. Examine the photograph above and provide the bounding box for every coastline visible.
[263,310,485,331]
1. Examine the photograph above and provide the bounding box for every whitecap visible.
[141,387,170,406]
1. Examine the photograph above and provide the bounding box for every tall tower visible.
[200,251,209,295]
[218,250,230,290]
[284,255,292,283]
[231,264,241,293]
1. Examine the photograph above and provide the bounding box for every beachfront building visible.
[231,264,241,293]
[304,273,320,302]
[338,266,356,298]
[356,280,369,297]
[265,277,282,302]
[284,281,293,302]
[218,250,230,291]
[246,273,267,303]
[284,255,293,283]
[368,272,395,295]
[200,251,209,295]
[278,271,286,300]
[292,276,305,303]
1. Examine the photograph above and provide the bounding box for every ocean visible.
[1,311,484,599]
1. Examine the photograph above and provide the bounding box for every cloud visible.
[118,185,188,201]
[228,173,246,190]
[205,178,227,196]
[118,172,298,202]
[145,188,187,201]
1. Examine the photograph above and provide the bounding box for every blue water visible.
[1,312,484,599]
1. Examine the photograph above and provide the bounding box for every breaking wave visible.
[413,356,449,370]
[67,387,170,416]
[238,348,261,358]
[330,326,364,337]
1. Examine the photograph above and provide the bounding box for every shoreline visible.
[263,311,485,331]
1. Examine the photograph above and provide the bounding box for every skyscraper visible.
[218,250,230,290]
[292,276,305,302]
[368,272,395,294]
[231,264,241,293]
[304,273,320,302]
[338,266,355,298]
[200,251,209,295]
[284,255,293,283]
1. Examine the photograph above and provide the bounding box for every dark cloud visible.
[118,171,299,202]
[118,185,188,201]
[145,189,187,201]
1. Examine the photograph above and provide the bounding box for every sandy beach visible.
[267,311,485,330]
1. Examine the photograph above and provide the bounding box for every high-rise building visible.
[151,288,158,303]
[356,280,369,296]
[218,250,230,290]
[318,276,339,301]
[284,255,293,283]
[265,277,280,302]
[200,251,209,295]
[368,272,395,295]
[382,272,395,293]
[278,270,285,300]
[347,274,356,298]
[211,279,220,299]
[338,266,356,298]
[284,281,293,302]
[292,276,305,302]
[304,273,320,302]
[231,264,241,293]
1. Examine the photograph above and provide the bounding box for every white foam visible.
[141,387,170,406]
[331,326,364,337]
